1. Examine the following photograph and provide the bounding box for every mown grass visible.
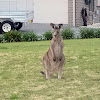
[0,39,100,100]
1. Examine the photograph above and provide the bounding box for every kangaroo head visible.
[50,23,63,38]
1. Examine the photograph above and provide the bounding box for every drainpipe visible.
[73,0,76,26]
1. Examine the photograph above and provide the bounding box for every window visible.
[89,0,94,12]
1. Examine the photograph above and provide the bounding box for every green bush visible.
[22,32,29,41]
[29,32,38,41]
[22,31,37,41]
[94,28,100,38]
[0,36,3,43]
[80,28,95,39]
[3,30,22,42]
[43,30,52,40]
[37,36,43,41]
[61,28,74,39]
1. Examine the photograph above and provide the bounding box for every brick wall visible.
[75,0,89,26]
[68,0,73,26]
[68,0,99,26]
[68,0,90,26]
[88,0,100,25]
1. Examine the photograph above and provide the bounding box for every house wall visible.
[94,6,100,23]
[88,0,100,25]
[68,0,91,26]
[75,0,89,26]
[93,0,100,24]
[34,0,68,24]
[74,0,100,26]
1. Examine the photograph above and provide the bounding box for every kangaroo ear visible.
[59,24,63,29]
[50,23,55,29]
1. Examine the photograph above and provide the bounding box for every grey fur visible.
[43,23,65,79]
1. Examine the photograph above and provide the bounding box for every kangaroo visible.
[42,23,65,79]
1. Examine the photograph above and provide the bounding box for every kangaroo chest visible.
[54,42,61,57]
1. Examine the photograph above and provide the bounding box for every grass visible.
[0,39,100,100]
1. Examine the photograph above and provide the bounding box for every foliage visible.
[0,36,3,43]
[61,28,74,39]
[43,30,52,40]
[80,28,95,39]
[80,28,100,39]
[10,94,19,100]
[29,31,38,41]
[3,30,22,42]
[37,36,43,41]
[22,31,37,41]
[94,28,100,38]
[22,32,30,41]
[1,28,100,43]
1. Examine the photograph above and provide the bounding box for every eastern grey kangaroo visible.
[42,23,65,79]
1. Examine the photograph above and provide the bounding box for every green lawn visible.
[0,39,100,100]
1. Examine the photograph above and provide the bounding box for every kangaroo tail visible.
[40,71,45,75]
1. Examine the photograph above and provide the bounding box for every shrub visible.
[43,30,52,40]
[80,28,95,39]
[22,31,37,41]
[61,28,74,39]
[0,36,3,43]
[94,28,100,38]
[22,32,29,41]
[29,32,38,41]
[37,36,43,41]
[3,30,22,42]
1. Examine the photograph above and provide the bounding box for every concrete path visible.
[87,23,100,28]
